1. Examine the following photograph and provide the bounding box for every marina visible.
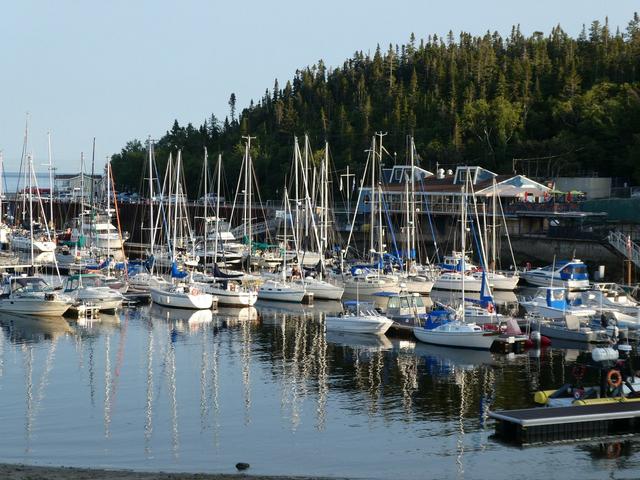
[2,4,640,478]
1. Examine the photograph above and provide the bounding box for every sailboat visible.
[470,178,519,290]
[192,150,257,307]
[340,134,400,296]
[399,137,435,294]
[290,141,344,300]
[414,174,497,350]
[258,188,307,303]
[0,154,72,316]
[128,139,171,293]
[149,150,215,310]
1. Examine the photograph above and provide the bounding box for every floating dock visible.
[490,401,640,444]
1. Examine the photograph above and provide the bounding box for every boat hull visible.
[413,327,496,350]
[0,298,71,316]
[150,288,214,310]
[325,315,393,335]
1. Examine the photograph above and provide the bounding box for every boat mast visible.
[492,178,497,273]
[214,153,222,266]
[107,157,111,257]
[369,136,376,264]
[283,188,289,282]
[322,142,329,279]
[172,151,181,261]
[28,153,34,267]
[80,152,85,238]
[460,174,466,322]
[410,136,416,267]
[147,138,155,273]
[376,132,387,271]
[203,147,208,271]
[47,132,54,230]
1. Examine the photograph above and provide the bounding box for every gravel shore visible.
[0,464,336,480]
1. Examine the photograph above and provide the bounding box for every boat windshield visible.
[413,296,425,308]
[12,278,50,293]
[550,289,565,301]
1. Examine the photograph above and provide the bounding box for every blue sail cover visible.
[171,261,188,279]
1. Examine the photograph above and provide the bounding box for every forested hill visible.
[112,14,640,198]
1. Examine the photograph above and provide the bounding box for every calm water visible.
[0,302,638,479]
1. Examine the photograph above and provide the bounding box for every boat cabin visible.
[558,260,588,282]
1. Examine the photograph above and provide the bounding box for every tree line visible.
[111,14,640,198]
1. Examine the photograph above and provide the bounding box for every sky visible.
[1,0,638,173]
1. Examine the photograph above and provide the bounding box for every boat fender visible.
[487,303,494,313]
[592,347,619,363]
[607,370,623,388]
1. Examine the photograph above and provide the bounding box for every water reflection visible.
[0,304,635,479]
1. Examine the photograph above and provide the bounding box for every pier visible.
[490,401,640,445]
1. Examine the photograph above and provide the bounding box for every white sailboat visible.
[149,150,215,310]
[414,174,497,350]
[258,188,307,303]
[341,134,400,296]
[194,150,258,307]
[290,140,344,300]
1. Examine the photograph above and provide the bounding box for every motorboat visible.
[325,301,393,335]
[583,283,640,316]
[150,283,216,310]
[520,258,589,290]
[520,287,597,319]
[412,309,498,350]
[374,290,428,331]
[0,275,73,316]
[63,273,124,312]
[531,314,609,343]
[257,279,307,303]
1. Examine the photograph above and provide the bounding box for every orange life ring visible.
[487,303,494,313]
[607,369,622,388]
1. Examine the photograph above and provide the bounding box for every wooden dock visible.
[490,401,640,444]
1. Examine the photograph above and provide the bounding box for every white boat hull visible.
[403,276,434,294]
[11,237,56,253]
[0,297,72,316]
[433,273,482,292]
[296,279,344,300]
[521,272,589,290]
[520,301,596,320]
[476,272,519,291]
[150,288,214,310]
[325,315,393,335]
[201,285,257,307]
[413,327,496,350]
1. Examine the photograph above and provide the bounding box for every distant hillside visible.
[112,14,640,198]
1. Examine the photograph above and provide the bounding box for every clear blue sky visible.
[1,0,637,172]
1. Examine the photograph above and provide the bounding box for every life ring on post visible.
[607,369,622,389]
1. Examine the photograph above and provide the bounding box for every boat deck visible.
[490,401,640,444]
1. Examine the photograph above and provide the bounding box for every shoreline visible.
[0,464,338,480]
